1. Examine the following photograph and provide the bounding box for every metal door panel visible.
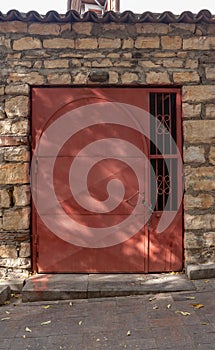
[32,87,183,273]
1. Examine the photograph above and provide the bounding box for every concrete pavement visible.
[0,278,214,350]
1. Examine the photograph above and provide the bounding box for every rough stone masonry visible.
[0,11,215,279]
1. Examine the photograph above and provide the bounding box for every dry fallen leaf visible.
[1,317,11,321]
[127,330,131,336]
[191,303,204,309]
[186,296,195,300]
[204,280,209,283]
[175,310,191,316]
[201,322,209,325]
[41,320,51,326]
[153,305,159,310]
[42,305,51,309]
[25,327,32,333]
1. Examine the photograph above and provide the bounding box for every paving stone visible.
[0,280,214,350]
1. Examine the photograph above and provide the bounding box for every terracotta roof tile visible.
[0,9,214,23]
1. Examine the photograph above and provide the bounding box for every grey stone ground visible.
[0,278,215,350]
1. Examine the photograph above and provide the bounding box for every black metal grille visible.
[150,93,178,212]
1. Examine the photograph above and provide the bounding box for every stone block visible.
[122,38,134,49]
[91,59,112,68]
[84,52,104,59]
[146,71,170,84]
[184,214,215,230]
[203,232,215,247]
[205,67,215,80]
[136,23,168,34]
[0,285,10,305]
[3,208,30,230]
[0,120,11,134]
[183,36,215,50]
[0,258,31,269]
[0,21,27,33]
[109,71,119,84]
[13,37,41,50]
[169,23,195,33]
[0,163,29,184]
[19,242,31,258]
[74,72,88,84]
[11,120,29,135]
[5,84,29,95]
[161,36,182,49]
[0,189,10,208]
[183,85,215,102]
[3,146,29,162]
[209,146,215,165]
[182,103,201,118]
[183,120,215,144]
[76,38,98,49]
[183,146,205,163]
[185,166,215,191]
[185,232,203,249]
[70,59,81,67]
[0,36,11,49]
[98,38,121,49]
[5,96,29,118]
[102,23,125,32]
[89,71,109,82]
[139,60,159,68]
[10,60,32,68]
[206,104,215,119]
[185,59,198,69]
[13,185,31,206]
[135,36,160,49]
[162,58,184,68]
[114,61,133,67]
[72,22,93,35]
[0,245,17,259]
[43,38,74,49]
[184,194,214,210]
[0,136,28,147]
[8,72,45,85]
[186,263,215,279]
[121,72,139,84]
[60,24,71,32]
[44,59,69,69]
[28,23,61,35]
[33,61,42,69]
[173,71,200,84]
[47,73,71,84]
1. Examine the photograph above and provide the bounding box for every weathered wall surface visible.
[0,18,215,277]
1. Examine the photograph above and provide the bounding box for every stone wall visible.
[0,19,215,277]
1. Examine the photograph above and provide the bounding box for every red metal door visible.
[31,87,183,273]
